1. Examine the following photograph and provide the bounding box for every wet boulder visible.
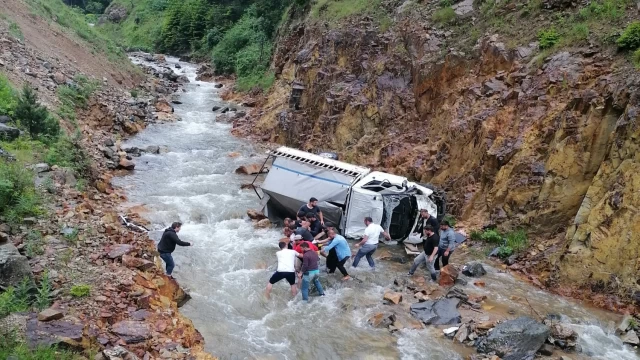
[476,316,550,360]
[247,209,267,220]
[0,242,34,288]
[118,157,135,170]
[368,313,396,328]
[235,164,266,175]
[410,298,461,325]
[0,123,20,141]
[383,291,403,304]
[462,262,486,277]
[439,265,459,287]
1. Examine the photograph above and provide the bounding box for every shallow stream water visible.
[114,57,639,360]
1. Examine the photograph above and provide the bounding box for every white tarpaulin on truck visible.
[261,157,356,205]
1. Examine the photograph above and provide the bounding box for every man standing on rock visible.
[352,217,391,269]
[157,222,191,278]
[435,220,456,270]
[408,225,440,281]
[266,241,298,299]
[298,197,324,225]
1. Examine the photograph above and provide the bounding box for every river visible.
[114,56,639,360]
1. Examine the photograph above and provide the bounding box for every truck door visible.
[343,187,384,239]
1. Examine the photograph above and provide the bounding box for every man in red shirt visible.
[293,235,318,254]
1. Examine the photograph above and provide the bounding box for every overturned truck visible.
[251,147,446,241]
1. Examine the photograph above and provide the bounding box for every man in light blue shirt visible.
[320,228,351,281]
[435,219,456,271]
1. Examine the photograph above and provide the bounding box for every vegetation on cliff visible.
[97,0,292,90]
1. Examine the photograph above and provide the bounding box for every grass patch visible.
[0,160,43,224]
[0,279,32,318]
[70,284,91,298]
[63,227,79,244]
[311,0,382,22]
[56,75,99,128]
[8,21,24,42]
[505,228,528,252]
[25,0,129,65]
[237,71,276,92]
[433,7,456,25]
[577,0,629,22]
[24,230,46,258]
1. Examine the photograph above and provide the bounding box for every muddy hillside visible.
[231,0,640,299]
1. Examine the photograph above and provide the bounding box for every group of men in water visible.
[265,197,458,301]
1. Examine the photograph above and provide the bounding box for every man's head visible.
[301,220,310,229]
[297,211,307,220]
[171,222,182,233]
[278,241,287,250]
[327,227,337,239]
[300,242,310,251]
[364,217,373,226]
[419,209,430,219]
[440,219,451,230]
[309,197,318,206]
[293,234,303,243]
[424,224,435,236]
[284,218,292,227]
[306,212,316,221]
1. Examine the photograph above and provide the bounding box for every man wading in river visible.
[266,241,298,299]
[157,222,192,278]
[352,217,391,269]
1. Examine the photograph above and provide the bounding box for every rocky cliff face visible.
[233,2,640,298]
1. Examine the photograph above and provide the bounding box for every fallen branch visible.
[525,297,543,321]
[119,215,149,233]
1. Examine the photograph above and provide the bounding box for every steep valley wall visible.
[234,3,640,298]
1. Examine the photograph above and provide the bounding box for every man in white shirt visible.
[265,241,298,299]
[353,217,391,269]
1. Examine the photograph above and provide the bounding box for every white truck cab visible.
[251,147,445,242]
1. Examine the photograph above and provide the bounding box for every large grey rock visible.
[0,115,11,123]
[410,298,461,325]
[0,242,34,288]
[111,320,151,344]
[476,316,550,360]
[26,313,84,349]
[462,262,486,277]
[0,123,20,141]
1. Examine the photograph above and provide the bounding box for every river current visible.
[114,57,639,360]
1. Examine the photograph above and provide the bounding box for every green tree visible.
[15,84,59,139]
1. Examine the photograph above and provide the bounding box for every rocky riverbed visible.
[112,54,640,360]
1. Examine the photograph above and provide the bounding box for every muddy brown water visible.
[114,56,639,360]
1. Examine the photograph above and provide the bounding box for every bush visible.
[497,245,513,259]
[633,48,640,68]
[433,7,456,25]
[569,23,590,42]
[14,84,59,140]
[0,74,18,116]
[479,229,502,243]
[469,230,482,241]
[130,89,139,98]
[443,214,457,227]
[577,0,626,21]
[0,278,32,318]
[538,28,560,49]
[70,284,91,297]
[617,22,640,50]
[35,271,52,310]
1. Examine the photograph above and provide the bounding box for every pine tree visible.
[15,84,59,139]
